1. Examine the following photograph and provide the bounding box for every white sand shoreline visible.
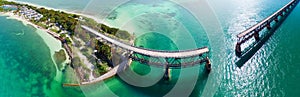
[0,12,69,74]
[0,12,61,52]
[1,1,133,83]
[6,0,113,27]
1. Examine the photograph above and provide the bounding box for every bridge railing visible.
[237,0,298,39]
[235,0,299,56]
[129,52,209,68]
[133,46,209,53]
[81,23,211,69]
[89,30,132,46]
[93,30,209,54]
[82,25,210,58]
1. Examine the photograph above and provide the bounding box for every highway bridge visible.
[81,25,212,80]
[235,0,299,56]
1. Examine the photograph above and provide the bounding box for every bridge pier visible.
[81,25,212,80]
[235,0,299,57]
[275,17,279,22]
[254,31,260,41]
[280,12,284,16]
[266,23,272,30]
[285,6,290,12]
[205,57,211,72]
[235,42,242,56]
[164,65,170,81]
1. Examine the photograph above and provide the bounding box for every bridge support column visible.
[164,65,170,81]
[205,57,211,72]
[235,42,242,56]
[275,17,279,22]
[266,23,271,30]
[280,12,284,16]
[254,31,260,41]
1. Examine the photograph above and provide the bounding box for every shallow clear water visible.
[3,0,300,96]
[0,16,56,96]
[0,16,85,97]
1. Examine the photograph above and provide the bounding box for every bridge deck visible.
[237,0,298,38]
[235,0,299,55]
[81,25,209,58]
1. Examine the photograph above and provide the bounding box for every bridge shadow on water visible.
[236,11,292,67]
[112,63,210,96]
[81,28,211,96]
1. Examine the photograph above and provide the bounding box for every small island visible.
[0,0,133,85]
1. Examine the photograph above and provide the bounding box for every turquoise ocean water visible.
[0,16,85,97]
[1,0,300,96]
[0,16,57,97]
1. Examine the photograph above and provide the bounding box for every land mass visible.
[0,0,134,85]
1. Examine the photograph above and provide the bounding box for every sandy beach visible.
[6,0,113,27]
[1,0,134,84]
[0,12,70,76]
[1,12,61,52]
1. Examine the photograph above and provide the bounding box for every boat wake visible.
[15,30,25,36]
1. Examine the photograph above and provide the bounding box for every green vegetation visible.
[65,37,72,44]
[37,22,47,29]
[53,49,67,70]
[1,0,134,77]
[93,63,109,77]
[50,28,59,33]
[0,0,20,6]
[0,1,17,12]
[115,30,131,40]
[0,0,79,48]
[0,0,79,34]
[79,17,131,40]
[73,17,133,75]
[100,24,131,40]
[72,57,81,68]
[74,26,91,42]
[94,40,112,65]
[63,65,80,84]
[35,8,79,33]
[0,0,3,11]
[73,17,132,75]
[17,5,79,33]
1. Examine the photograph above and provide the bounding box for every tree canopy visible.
[35,8,79,33]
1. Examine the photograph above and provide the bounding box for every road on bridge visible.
[81,25,209,58]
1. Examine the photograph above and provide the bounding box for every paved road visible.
[81,25,209,58]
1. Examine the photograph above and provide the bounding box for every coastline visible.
[1,12,61,51]
[6,0,114,27]
[0,12,78,96]
[0,11,78,96]
[1,0,135,85]
[0,12,68,76]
